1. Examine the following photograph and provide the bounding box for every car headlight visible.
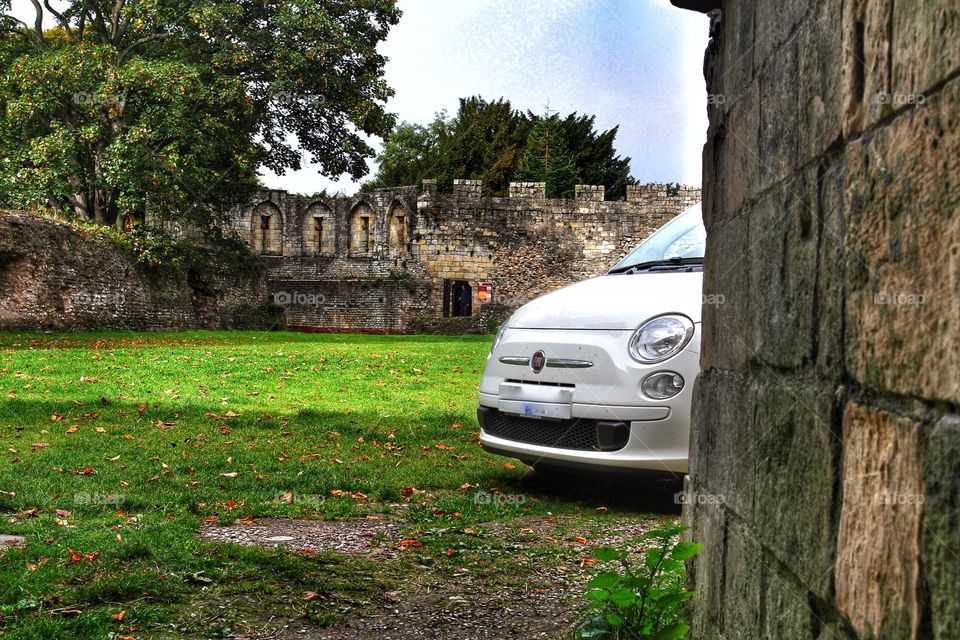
[628,314,694,363]
[641,371,685,399]
[490,317,511,354]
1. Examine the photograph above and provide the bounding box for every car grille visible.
[478,407,629,452]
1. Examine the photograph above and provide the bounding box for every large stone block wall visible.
[676,1,960,638]
[221,181,700,332]
[0,212,270,331]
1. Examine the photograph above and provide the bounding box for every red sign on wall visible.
[478,281,492,303]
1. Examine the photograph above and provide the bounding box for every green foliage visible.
[576,524,702,639]
[361,113,453,192]
[515,114,580,198]
[366,95,636,198]
[439,97,531,196]
[79,218,187,268]
[553,113,637,200]
[0,0,400,227]
[388,269,420,294]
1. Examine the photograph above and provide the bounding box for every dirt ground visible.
[183,509,671,640]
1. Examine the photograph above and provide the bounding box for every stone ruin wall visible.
[0,181,699,334]
[224,180,700,332]
[0,212,268,332]
[675,1,960,639]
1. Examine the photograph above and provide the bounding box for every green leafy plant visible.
[80,218,187,268]
[576,524,702,640]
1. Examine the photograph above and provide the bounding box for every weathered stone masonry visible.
[673,1,960,638]
[223,181,700,332]
[0,212,268,331]
[0,181,698,333]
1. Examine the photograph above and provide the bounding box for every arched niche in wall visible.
[387,201,409,256]
[349,202,374,255]
[251,201,283,255]
[303,202,334,256]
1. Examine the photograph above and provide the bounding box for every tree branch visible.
[28,0,43,46]
[118,31,171,63]
[109,0,126,44]
[43,0,75,41]
[86,0,111,42]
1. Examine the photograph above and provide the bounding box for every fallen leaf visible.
[111,610,126,622]
[397,539,423,549]
[219,472,238,478]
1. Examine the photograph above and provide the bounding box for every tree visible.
[555,113,636,200]
[366,96,636,199]
[362,113,451,191]
[438,96,530,196]
[0,0,400,227]
[365,96,529,196]
[515,114,579,198]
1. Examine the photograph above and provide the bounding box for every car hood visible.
[508,271,704,330]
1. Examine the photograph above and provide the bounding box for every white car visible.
[478,203,705,474]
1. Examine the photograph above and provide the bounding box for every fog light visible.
[641,371,684,399]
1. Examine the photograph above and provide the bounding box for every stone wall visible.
[0,212,270,331]
[675,1,960,638]
[216,181,700,332]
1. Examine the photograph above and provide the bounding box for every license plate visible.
[497,399,572,420]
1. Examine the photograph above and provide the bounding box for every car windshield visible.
[610,203,705,272]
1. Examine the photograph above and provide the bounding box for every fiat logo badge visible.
[530,350,546,374]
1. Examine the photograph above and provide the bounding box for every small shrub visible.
[80,218,187,268]
[574,524,702,639]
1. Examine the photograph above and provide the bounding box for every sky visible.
[9,0,710,195]
[265,0,710,194]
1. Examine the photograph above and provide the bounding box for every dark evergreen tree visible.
[515,115,579,198]
[555,113,637,200]
[366,96,636,199]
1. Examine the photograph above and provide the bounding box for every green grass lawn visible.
[0,331,678,639]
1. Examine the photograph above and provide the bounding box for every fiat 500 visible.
[478,203,704,473]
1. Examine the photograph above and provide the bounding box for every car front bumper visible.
[477,327,698,474]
